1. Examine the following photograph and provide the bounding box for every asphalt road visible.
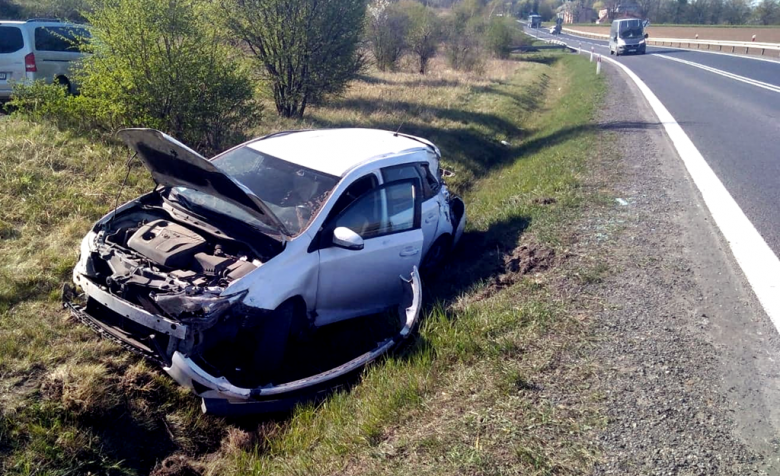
[526,27,780,260]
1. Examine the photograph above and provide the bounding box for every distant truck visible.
[528,14,542,28]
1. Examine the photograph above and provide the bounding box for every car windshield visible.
[169,187,276,234]
[619,21,644,39]
[212,145,339,235]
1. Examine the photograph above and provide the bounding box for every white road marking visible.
[654,54,780,93]
[559,29,780,64]
[530,28,780,334]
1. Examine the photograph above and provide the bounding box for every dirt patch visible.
[150,455,204,476]
[469,241,556,303]
[532,196,557,205]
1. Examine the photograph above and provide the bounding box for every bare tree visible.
[223,0,366,118]
[401,1,442,74]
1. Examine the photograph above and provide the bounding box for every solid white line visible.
[528,27,780,333]
[654,54,780,93]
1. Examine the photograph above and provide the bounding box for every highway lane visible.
[527,27,780,259]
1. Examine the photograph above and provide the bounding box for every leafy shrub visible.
[8,0,262,154]
[223,0,366,119]
[444,15,486,73]
[366,0,410,71]
[73,0,261,153]
[485,16,517,59]
[6,81,74,122]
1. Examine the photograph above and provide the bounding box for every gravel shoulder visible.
[587,61,780,474]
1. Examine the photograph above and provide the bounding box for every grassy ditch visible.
[0,51,605,475]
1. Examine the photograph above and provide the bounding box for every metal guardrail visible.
[562,27,780,56]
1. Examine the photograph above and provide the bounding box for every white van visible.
[0,19,90,99]
[609,19,647,56]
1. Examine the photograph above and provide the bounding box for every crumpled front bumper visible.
[65,267,423,415]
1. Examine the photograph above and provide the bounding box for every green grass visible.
[0,52,606,475]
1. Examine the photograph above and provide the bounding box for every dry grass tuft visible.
[42,363,122,417]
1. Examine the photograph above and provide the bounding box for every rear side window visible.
[0,26,24,54]
[35,27,90,52]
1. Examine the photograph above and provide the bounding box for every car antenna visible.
[106,152,138,230]
[394,121,405,137]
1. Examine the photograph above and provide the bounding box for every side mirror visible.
[332,226,364,251]
[644,33,649,39]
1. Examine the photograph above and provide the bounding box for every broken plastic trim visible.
[168,267,422,415]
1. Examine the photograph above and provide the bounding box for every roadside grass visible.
[0,52,605,475]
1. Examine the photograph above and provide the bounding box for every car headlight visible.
[154,290,247,323]
[639,39,646,45]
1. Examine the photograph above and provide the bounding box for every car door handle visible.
[424,215,436,224]
[399,247,420,257]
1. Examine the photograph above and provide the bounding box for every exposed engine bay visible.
[70,193,284,374]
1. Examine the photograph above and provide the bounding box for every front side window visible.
[333,181,418,240]
[213,146,339,236]
[0,27,24,54]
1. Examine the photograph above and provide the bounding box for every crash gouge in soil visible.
[63,128,466,415]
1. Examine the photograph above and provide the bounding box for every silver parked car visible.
[0,19,90,99]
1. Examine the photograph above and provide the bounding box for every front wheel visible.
[422,235,451,274]
[246,301,295,376]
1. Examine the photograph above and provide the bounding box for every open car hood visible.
[117,129,290,238]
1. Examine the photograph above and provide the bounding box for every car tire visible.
[55,76,72,95]
[422,235,451,274]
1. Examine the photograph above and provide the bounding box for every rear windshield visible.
[34,26,90,52]
[0,26,24,54]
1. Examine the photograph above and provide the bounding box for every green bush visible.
[444,13,486,73]
[5,81,73,122]
[485,16,516,59]
[72,0,261,153]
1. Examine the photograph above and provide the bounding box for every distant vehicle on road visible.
[0,18,90,99]
[528,14,542,28]
[609,18,648,56]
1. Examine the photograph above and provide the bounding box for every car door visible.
[315,179,424,326]
[381,163,440,257]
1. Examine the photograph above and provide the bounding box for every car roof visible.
[245,128,438,177]
[0,20,83,28]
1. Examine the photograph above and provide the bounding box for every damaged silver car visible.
[64,128,466,414]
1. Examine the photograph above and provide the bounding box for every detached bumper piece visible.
[181,267,422,415]
[64,267,423,416]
